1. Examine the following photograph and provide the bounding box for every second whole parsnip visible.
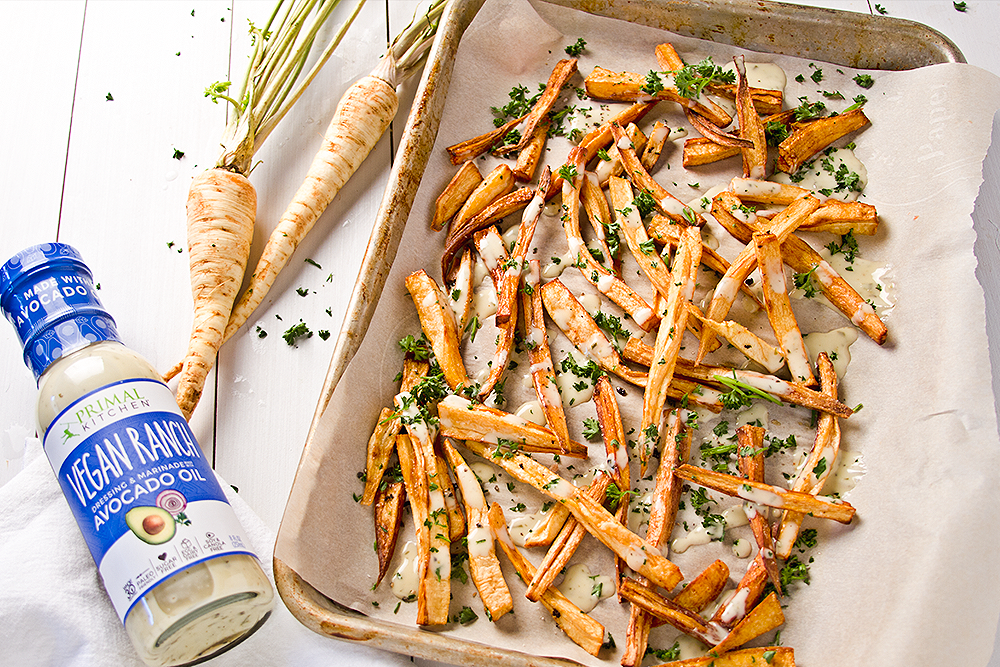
[222,0,448,343]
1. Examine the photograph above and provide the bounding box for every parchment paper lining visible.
[276,0,1000,665]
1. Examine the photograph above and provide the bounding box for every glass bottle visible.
[0,243,274,666]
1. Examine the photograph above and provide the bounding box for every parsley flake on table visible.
[282,321,312,345]
[954,1,968,11]
[875,3,888,14]
[172,148,185,159]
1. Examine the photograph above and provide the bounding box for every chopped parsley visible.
[640,70,665,96]
[672,57,736,99]
[853,73,875,89]
[954,1,968,11]
[714,374,782,409]
[582,417,601,440]
[764,120,790,147]
[593,310,631,351]
[172,148,185,160]
[793,265,820,298]
[398,333,433,360]
[793,96,826,121]
[564,37,587,57]
[282,322,312,345]
[826,230,860,263]
[633,189,657,218]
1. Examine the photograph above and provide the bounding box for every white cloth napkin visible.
[0,432,414,667]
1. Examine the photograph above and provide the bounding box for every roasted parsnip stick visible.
[432,161,482,231]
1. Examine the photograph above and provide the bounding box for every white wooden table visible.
[1,0,998,664]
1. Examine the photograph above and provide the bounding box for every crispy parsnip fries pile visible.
[359,41,883,666]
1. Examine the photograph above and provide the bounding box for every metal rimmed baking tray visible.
[274,1,965,664]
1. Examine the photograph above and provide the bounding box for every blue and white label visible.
[42,378,255,622]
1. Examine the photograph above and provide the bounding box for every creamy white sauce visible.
[772,147,868,202]
[509,510,551,547]
[732,538,753,558]
[578,293,601,317]
[824,452,866,496]
[803,327,859,379]
[467,525,493,558]
[820,247,896,317]
[390,540,421,600]
[454,463,486,510]
[722,61,787,91]
[737,485,784,508]
[556,563,615,613]
[469,461,501,485]
[542,251,575,279]
[676,635,709,660]
[722,505,749,529]
[514,400,547,426]
[554,351,596,407]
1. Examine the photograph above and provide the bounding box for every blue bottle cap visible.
[0,243,119,379]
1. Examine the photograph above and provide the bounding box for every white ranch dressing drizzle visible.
[803,327,859,379]
[508,510,551,547]
[732,538,753,558]
[467,525,494,558]
[390,540,421,600]
[824,452,866,496]
[578,292,601,317]
[771,147,868,202]
[820,247,896,316]
[514,400,547,426]
[542,251,575,279]
[556,563,615,613]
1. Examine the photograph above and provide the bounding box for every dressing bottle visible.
[0,243,274,666]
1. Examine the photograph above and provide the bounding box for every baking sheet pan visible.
[274,0,974,664]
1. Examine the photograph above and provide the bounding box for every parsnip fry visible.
[472,227,517,399]
[650,647,795,667]
[446,113,525,164]
[683,136,741,167]
[711,592,785,655]
[447,164,515,243]
[584,66,731,127]
[636,221,700,471]
[463,440,685,592]
[361,407,401,505]
[691,310,785,374]
[499,58,578,155]
[582,173,618,274]
[696,195,819,363]
[754,232,815,385]
[560,149,659,331]
[712,191,886,344]
[672,559,730,615]
[777,107,870,173]
[691,362,853,418]
[487,503,606,656]
[432,448,465,543]
[608,177,673,300]
[496,167,549,325]
[539,278,649,387]
[675,463,855,523]
[405,270,473,391]
[448,248,475,335]
[442,440,513,621]
[734,56,767,179]
[640,120,670,171]
[618,578,728,646]
[396,406,451,626]
[513,116,550,182]
[395,434,430,619]
[441,187,532,280]
[610,122,702,226]
[374,479,405,586]
[621,411,692,666]
[711,552,769,627]
[775,353,841,558]
[432,161,482,231]
[437,395,588,458]
[736,425,782,592]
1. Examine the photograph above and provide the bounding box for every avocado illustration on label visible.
[125,506,176,545]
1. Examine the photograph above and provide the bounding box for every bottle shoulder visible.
[36,341,162,431]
